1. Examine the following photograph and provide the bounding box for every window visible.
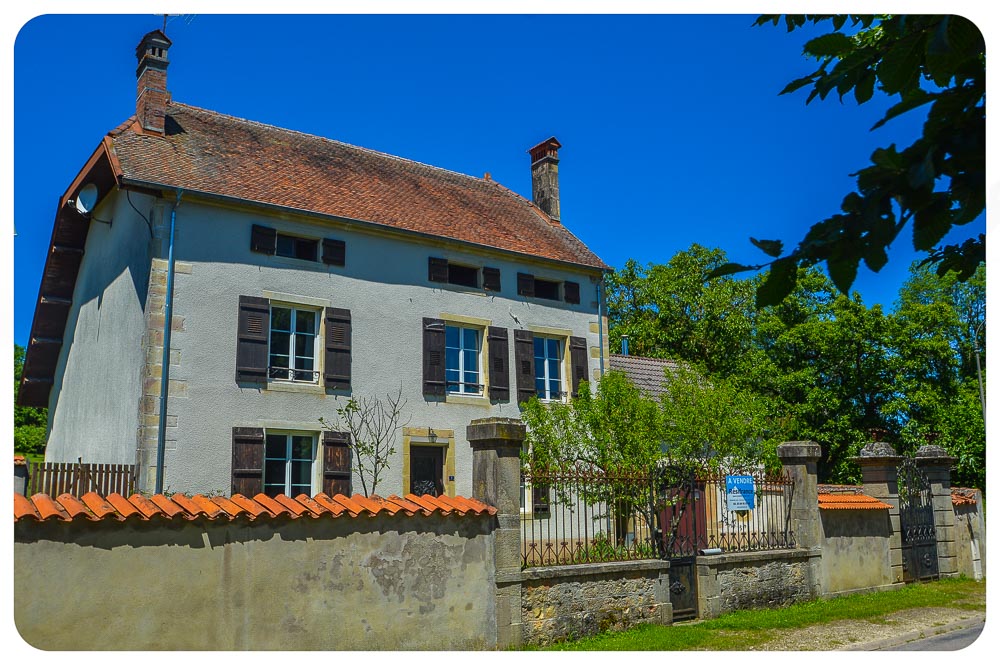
[447,263,479,288]
[264,432,315,497]
[445,325,481,394]
[269,306,319,382]
[534,278,560,301]
[276,233,318,262]
[534,337,563,400]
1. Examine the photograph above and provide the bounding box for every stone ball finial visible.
[859,441,897,457]
[915,444,949,458]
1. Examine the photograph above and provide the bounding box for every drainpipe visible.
[155,190,183,494]
[596,277,606,377]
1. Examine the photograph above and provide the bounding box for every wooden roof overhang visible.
[18,138,124,407]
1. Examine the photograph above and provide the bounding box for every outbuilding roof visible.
[14,491,495,523]
[608,354,682,399]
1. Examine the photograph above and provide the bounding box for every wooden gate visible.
[27,461,138,497]
[897,457,939,582]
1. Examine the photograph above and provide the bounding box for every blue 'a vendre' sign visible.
[726,475,756,511]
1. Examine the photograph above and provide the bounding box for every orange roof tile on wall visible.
[818,494,893,510]
[14,491,496,524]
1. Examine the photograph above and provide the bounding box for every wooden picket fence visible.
[26,461,138,497]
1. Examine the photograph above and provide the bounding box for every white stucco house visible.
[18,30,610,498]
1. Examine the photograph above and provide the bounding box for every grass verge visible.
[536,577,984,650]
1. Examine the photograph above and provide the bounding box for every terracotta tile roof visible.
[109,104,607,270]
[14,491,496,523]
[952,487,979,507]
[608,354,682,398]
[818,493,893,510]
[14,455,27,466]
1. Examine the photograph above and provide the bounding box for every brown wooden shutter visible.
[564,281,581,304]
[569,336,589,398]
[236,296,269,382]
[324,307,351,390]
[483,267,501,292]
[232,427,264,496]
[517,272,535,297]
[250,224,277,254]
[513,329,536,405]
[322,238,346,266]
[423,317,446,396]
[487,326,510,402]
[428,257,449,283]
[322,430,352,496]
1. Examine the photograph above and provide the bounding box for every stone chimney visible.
[529,137,562,221]
[135,30,173,135]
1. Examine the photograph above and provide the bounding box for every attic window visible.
[276,234,318,262]
[534,278,560,301]
[447,264,479,288]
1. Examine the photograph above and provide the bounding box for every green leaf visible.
[912,199,953,251]
[755,258,798,308]
[751,237,784,257]
[832,15,847,31]
[706,262,757,280]
[877,33,925,95]
[869,145,905,170]
[871,90,934,130]
[779,73,819,95]
[863,246,889,273]
[907,149,936,190]
[854,71,875,104]
[804,32,854,57]
[827,257,858,293]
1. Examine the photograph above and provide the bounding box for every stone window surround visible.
[402,426,456,498]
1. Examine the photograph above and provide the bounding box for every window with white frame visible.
[445,325,482,394]
[269,306,319,382]
[534,336,563,400]
[263,432,315,497]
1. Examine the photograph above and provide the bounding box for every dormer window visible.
[428,257,500,291]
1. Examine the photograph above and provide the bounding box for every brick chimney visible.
[135,30,172,134]
[529,137,562,221]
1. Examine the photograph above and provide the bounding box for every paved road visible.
[882,621,985,651]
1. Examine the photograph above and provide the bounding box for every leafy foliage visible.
[607,251,984,486]
[14,344,48,455]
[712,15,985,307]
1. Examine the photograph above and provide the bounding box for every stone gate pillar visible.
[916,445,959,578]
[467,417,525,649]
[854,441,904,585]
[776,441,823,599]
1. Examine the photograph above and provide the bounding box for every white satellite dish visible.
[74,183,99,216]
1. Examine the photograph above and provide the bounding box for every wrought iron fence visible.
[697,469,795,553]
[520,462,796,568]
[521,465,659,568]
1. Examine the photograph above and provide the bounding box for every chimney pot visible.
[529,137,562,221]
[135,30,173,135]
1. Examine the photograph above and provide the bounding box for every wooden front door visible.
[410,445,444,497]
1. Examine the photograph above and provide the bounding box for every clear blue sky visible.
[12,13,985,346]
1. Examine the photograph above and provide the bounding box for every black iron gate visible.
[897,457,939,582]
[656,465,704,621]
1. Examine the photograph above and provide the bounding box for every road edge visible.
[839,616,985,651]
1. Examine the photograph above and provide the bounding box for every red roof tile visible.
[14,491,495,523]
[818,493,893,510]
[109,104,607,270]
[952,487,979,507]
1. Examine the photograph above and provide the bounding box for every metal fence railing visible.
[520,462,796,569]
[521,465,658,568]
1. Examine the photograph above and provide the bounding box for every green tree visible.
[886,263,985,486]
[605,245,760,375]
[14,344,48,456]
[713,15,985,307]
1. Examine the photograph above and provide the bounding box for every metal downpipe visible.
[155,190,183,493]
